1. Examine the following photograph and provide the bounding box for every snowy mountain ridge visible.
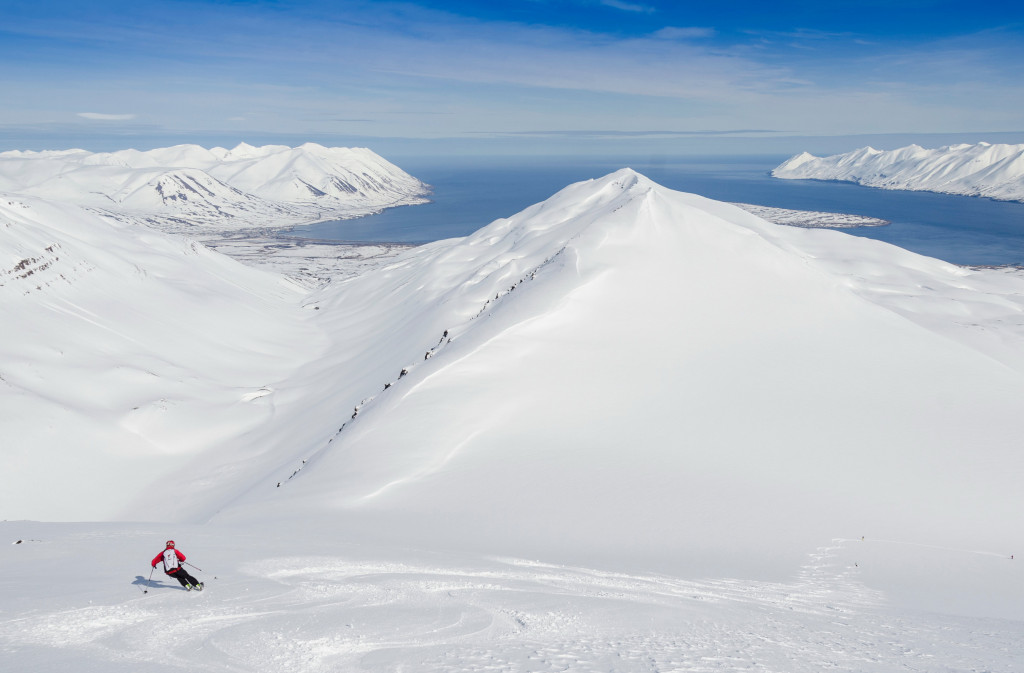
[232,167,1024,569]
[772,141,1024,202]
[0,143,430,231]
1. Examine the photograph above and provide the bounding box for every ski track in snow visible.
[1,539,1019,672]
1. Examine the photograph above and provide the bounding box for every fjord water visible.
[292,155,1024,266]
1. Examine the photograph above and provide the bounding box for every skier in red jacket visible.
[151,540,203,591]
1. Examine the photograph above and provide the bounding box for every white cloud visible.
[77,112,136,121]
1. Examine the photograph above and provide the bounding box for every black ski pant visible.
[167,567,199,588]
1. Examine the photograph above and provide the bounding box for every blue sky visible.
[1,0,1022,153]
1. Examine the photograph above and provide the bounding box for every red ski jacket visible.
[152,548,186,573]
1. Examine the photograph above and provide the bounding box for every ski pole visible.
[184,561,203,572]
[141,567,154,594]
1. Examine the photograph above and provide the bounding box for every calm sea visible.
[290,156,1024,267]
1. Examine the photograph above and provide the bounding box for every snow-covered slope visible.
[772,142,1024,202]
[4,168,1024,671]
[0,143,430,231]
[6,168,1024,560]
[0,194,323,519]
[199,169,1024,581]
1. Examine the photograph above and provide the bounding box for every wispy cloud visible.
[599,0,655,13]
[1,1,1020,143]
[77,112,136,121]
[746,28,859,41]
[653,27,716,40]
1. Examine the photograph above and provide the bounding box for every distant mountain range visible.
[772,142,1024,202]
[0,143,430,231]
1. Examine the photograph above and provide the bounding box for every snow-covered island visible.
[772,142,1024,202]
[3,160,1024,671]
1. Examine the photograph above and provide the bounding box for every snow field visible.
[1,523,1021,673]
